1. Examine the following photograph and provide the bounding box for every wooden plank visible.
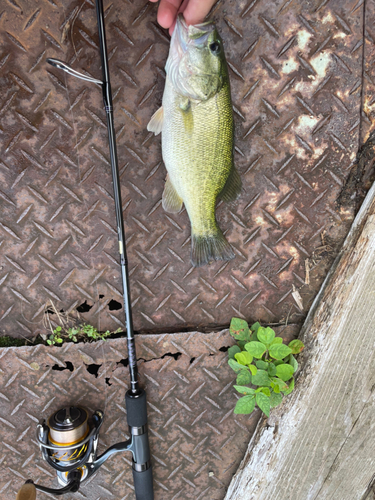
[225,181,375,500]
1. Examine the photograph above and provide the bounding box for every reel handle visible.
[16,482,36,500]
[16,471,81,498]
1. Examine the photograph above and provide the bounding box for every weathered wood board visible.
[225,182,375,500]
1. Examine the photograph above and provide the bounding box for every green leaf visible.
[259,387,271,396]
[234,385,255,395]
[47,340,52,345]
[272,383,280,393]
[269,344,292,360]
[228,345,241,360]
[249,365,257,375]
[56,338,63,344]
[235,351,253,366]
[228,359,248,373]
[256,392,270,417]
[288,339,305,354]
[275,364,294,381]
[283,377,295,395]
[236,370,252,385]
[244,341,267,359]
[272,377,289,392]
[267,363,277,376]
[288,354,298,372]
[234,395,256,414]
[256,360,268,370]
[252,369,272,386]
[229,318,250,341]
[250,321,261,333]
[270,391,283,408]
[238,340,248,349]
[55,326,62,332]
[249,331,259,342]
[257,327,275,345]
[270,336,283,345]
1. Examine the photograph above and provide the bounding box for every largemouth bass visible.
[147,15,241,267]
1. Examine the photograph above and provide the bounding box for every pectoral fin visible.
[179,98,193,136]
[219,167,242,202]
[147,106,164,135]
[162,175,183,213]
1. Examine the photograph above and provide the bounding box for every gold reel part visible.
[48,406,89,462]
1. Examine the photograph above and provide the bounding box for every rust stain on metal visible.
[0,0,366,337]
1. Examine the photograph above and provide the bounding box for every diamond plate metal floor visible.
[0,325,298,500]
[0,0,369,338]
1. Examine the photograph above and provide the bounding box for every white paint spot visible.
[289,246,299,260]
[295,51,332,97]
[297,30,312,51]
[311,52,332,79]
[267,193,280,206]
[322,12,335,24]
[295,115,320,134]
[282,57,299,74]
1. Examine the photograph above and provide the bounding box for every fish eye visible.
[209,41,221,55]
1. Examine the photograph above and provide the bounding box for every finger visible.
[157,0,183,29]
[168,0,188,35]
[183,0,217,26]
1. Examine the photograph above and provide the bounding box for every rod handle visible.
[132,466,154,500]
[125,389,148,427]
[16,482,36,500]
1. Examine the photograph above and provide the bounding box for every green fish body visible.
[148,15,241,267]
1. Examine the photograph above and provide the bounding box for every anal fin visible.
[147,106,164,135]
[219,167,242,202]
[162,175,183,213]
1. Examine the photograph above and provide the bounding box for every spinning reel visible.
[17,391,152,499]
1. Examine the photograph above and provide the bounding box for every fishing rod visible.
[16,1,154,499]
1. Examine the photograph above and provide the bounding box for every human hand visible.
[149,0,217,34]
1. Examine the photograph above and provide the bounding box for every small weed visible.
[47,324,121,346]
[228,317,304,417]
[44,300,121,346]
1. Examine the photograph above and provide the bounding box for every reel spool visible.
[36,406,103,487]
[45,406,91,484]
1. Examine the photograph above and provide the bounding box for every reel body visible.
[22,389,152,497]
[37,406,103,486]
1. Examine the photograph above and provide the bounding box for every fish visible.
[147,14,241,267]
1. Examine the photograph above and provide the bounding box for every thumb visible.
[182,0,217,26]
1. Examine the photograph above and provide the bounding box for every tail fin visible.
[191,227,235,267]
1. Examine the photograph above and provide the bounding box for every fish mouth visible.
[175,14,215,49]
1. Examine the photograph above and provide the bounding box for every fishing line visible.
[58,0,109,416]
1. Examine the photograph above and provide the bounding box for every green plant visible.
[228,318,305,417]
[47,324,121,346]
